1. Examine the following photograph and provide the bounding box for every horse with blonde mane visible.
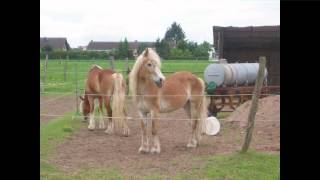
[79,65,130,136]
[129,48,207,154]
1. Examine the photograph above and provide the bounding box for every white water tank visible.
[204,63,268,87]
[204,64,225,86]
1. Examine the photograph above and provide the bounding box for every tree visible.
[186,41,198,54]
[123,38,130,58]
[41,45,53,53]
[164,22,186,44]
[155,38,170,59]
[177,40,188,51]
[116,38,133,59]
[192,41,213,58]
[138,42,147,54]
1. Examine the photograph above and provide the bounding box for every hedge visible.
[40,51,110,60]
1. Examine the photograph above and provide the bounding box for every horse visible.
[129,48,207,154]
[79,65,130,136]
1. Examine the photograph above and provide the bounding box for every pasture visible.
[40,59,280,179]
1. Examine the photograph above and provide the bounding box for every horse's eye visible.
[147,63,152,67]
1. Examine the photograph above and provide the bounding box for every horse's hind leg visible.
[104,96,114,134]
[150,111,160,154]
[187,102,199,148]
[138,111,149,154]
[87,97,95,130]
[98,97,105,129]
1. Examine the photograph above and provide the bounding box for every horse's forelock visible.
[144,48,161,67]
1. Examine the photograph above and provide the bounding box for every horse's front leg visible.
[122,108,130,136]
[150,111,161,154]
[138,111,149,154]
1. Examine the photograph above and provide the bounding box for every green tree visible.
[123,38,130,58]
[116,38,132,59]
[164,22,186,44]
[41,45,53,53]
[177,40,188,51]
[186,41,198,54]
[155,38,170,59]
[192,41,213,58]
[138,42,147,54]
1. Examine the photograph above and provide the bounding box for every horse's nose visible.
[155,78,164,88]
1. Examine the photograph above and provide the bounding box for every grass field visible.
[40,59,211,92]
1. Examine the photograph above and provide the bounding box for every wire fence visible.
[39,113,279,123]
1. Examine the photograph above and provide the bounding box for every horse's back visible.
[156,71,204,112]
[166,71,204,91]
[86,66,115,95]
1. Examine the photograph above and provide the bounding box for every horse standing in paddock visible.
[129,48,207,154]
[79,65,130,136]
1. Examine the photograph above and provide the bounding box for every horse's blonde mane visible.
[129,48,161,102]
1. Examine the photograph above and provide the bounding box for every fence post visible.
[110,56,115,70]
[64,59,67,82]
[75,62,79,115]
[241,56,266,153]
[125,57,129,71]
[42,53,48,91]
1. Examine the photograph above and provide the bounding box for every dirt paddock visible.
[42,95,280,177]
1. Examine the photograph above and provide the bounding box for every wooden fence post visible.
[64,59,67,82]
[110,56,115,70]
[42,53,48,91]
[241,56,266,153]
[75,62,79,115]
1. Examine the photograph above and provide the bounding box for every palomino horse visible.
[79,65,130,136]
[129,48,207,154]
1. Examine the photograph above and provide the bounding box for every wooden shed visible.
[213,25,280,85]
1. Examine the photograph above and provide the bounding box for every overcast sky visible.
[40,0,280,48]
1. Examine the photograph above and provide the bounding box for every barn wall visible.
[223,49,280,86]
[213,26,280,86]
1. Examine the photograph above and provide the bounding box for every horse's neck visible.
[137,78,159,96]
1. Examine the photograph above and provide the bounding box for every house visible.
[212,25,280,85]
[40,37,71,51]
[86,40,156,57]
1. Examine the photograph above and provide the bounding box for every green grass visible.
[40,59,211,92]
[40,112,83,160]
[174,151,280,180]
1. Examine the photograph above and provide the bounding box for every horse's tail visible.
[111,73,126,129]
[196,77,208,140]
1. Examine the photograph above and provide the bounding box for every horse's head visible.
[139,48,165,88]
[79,95,90,121]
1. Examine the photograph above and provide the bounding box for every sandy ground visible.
[41,95,280,178]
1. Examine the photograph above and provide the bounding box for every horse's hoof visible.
[88,126,95,131]
[187,142,197,148]
[150,147,161,154]
[138,146,149,154]
[104,129,113,134]
[123,129,130,137]
[99,124,105,129]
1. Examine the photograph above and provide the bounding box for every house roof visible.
[86,41,155,50]
[40,37,70,50]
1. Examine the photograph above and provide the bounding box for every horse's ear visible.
[79,96,84,100]
[144,48,149,57]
